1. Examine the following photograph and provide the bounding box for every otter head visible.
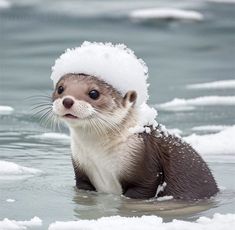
[52,73,137,134]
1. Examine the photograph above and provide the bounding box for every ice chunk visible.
[0,216,42,230]
[129,8,203,21]
[48,213,235,230]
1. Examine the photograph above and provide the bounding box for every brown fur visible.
[121,129,218,200]
[53,73,124,113]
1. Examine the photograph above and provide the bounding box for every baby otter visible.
[52,73,218,200]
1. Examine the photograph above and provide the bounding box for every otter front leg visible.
[72,160,96,191]
[76,177,96,191]
[124,186,156,199]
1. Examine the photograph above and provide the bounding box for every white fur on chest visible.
[71,133,128,195]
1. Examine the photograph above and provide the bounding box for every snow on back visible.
[129,103,158,133]
[184,125,235,162]
[0,106,14,115]
[129,8,203,21]
[0,216,42,230]
[48,213,235,230]
[156,96,235,111]
[186,80,235,90]
[0,161,42,180]
[51,41,149,106]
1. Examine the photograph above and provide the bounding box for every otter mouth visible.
[63,114,78,119]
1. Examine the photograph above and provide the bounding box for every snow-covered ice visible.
[48,213,235,230]
[0,216,42,230]
[186,80,235,90]
[51,41,149,107]
[0,106,14,115]
[184,125,235,158]
[156,96,235,111]
[0,160,42,180]
[129,8,203,21]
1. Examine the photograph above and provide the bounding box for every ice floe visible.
[0,0,11,9]
[29,132,70,140]
[0,106,14,115]
[0,216,42,230]
[0,160,42,180]
[48,213,235,230]
[184,125,235,157]
[129,8,203,21]
[186,80,235,90]
[192,125,230,132]
[6,199,15,203]
[156,96,235,111]
[207,0,235,3]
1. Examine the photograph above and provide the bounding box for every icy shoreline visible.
[1,213,234,230]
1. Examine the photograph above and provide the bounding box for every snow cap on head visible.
[50,41,149,106]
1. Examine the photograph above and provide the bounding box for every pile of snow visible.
[192,125,229,132]
[51,41,159,132]
[0,216,42,230]
[184,125,235,156]
[156,96,235,111]
[0,106,14,115]
[186,80,235,90]
[129,8,203,21]
[29,132,70,140]
[129,103,158,134]
[48,213,235,230]
[0,160,42,179]
[0,0,11,9]
[51,41,149,107]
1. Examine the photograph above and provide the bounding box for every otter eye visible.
[57,86,64,94]
[88,90,100,100]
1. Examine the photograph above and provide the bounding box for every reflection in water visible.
[72,188,217,221]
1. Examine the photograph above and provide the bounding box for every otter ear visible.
[123,91,137,107]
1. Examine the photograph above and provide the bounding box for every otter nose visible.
[63,98,74,109]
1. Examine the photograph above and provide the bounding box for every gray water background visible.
[0,0,235,229]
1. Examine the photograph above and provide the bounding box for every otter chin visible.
[52,73,218,200]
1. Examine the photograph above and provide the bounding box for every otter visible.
[52,73,218,200]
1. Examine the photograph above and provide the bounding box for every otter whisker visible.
[31,106,52,115]
[31,103,52,111]
[39,110,52,124]
[95,112,123,136]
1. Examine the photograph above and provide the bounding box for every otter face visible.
[52,74,137,131]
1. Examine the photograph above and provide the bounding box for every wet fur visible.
[52,74,218,200]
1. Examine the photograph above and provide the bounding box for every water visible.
[0,0,235,229]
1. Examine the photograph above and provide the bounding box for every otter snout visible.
[63,98,74,109]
